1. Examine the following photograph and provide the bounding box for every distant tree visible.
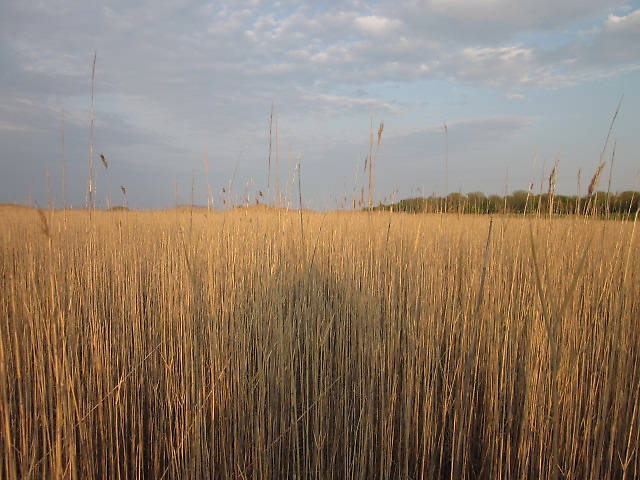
[466,192,486,213]
[446,193,466,213]
[372,190,639,216]
[618,191,639,215]
[509,190,529,213]
[486,195,501,214]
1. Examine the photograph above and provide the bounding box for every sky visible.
[1,0,639,210]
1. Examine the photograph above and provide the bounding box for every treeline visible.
[375,190,640,216]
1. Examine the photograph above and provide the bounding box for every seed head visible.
[588,163,605,196]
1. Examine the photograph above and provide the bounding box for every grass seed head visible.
[588,162,605,196]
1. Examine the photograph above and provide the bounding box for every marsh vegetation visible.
[0,206,638,478]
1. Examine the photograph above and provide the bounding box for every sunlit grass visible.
[1,206,638,479]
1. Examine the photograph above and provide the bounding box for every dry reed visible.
[0,207,638,479]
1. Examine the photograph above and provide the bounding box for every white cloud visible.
[354,15,401,35]
[423,0,625,30]
[4,0,637,98]
[605,9,640,32]
[1,0,640,205]
[461,45,533,65]
[297,89,398,114]
[438,45,549,88]
[310,52,329,63]
[0,120,33,132]
[553,7,640,70]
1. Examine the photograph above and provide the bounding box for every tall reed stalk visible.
[0,207,638,479]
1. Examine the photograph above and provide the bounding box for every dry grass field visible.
[1,205,639,479]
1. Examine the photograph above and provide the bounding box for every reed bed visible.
[0,206,638,479]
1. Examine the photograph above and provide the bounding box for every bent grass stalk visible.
[530,223,592,480]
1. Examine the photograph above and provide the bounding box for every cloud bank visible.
[0,1,638,207]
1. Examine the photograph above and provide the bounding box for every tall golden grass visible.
[1,206,638,479]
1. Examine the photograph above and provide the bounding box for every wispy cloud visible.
[0,120,33,132]
[354,15,401,35]
[0,0,638,206]
[297,89,399,114]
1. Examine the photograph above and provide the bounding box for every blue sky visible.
[1,0,639,209]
